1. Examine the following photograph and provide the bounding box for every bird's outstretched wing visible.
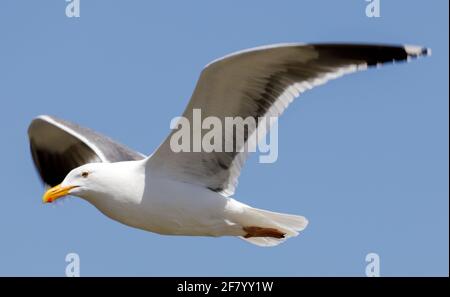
[148,43,430,196]
[28,115,145,186]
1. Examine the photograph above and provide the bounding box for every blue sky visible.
[0,0,448,276]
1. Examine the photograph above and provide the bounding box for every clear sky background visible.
[0,0,448,276]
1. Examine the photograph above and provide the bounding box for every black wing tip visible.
[309,43,431,67]
[360,44,431,67]
[372,44,431,66]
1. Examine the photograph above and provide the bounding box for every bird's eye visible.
[81,172,89,178]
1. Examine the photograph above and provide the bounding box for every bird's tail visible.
[237,206,308,247]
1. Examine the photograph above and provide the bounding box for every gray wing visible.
[148,43,430,197]
[28,115,145,186]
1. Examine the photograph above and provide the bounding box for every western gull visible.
[28,43,430,246]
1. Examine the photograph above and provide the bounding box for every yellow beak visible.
[42,184,77,203]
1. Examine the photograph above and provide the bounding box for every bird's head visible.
[42,163,109,203]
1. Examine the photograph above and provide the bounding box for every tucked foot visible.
[243,226,286,239]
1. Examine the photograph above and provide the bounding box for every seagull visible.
[28,43,430,246]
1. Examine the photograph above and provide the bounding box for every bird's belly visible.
[103,203,238,237]
[92,180,242,237]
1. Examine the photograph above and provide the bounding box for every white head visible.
[42,162,143,204]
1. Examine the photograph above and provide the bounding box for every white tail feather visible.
[239,207,308,247]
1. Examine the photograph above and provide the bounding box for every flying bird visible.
[28,43,430,246]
